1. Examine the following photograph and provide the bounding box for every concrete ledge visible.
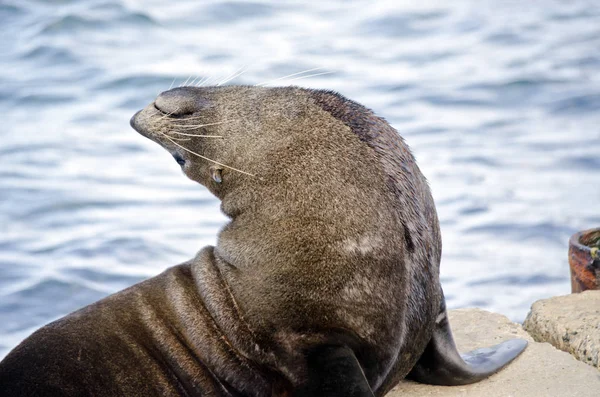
[523,290,600,370]
[388,308,600,397]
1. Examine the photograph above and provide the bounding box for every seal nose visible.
[154,87,211,117]
[130,110,141,130]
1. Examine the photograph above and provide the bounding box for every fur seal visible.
[0,85,527,396]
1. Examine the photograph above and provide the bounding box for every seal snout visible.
[129,110,142,130]
[155,87,212,117]
[130,109,153,140]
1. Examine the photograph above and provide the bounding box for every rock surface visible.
[388,308,600,397]
[523,290,600,370]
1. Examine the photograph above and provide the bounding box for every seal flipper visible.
[293,345,375,397]
[407,302,528,386]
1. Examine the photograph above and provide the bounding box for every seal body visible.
[0,86,526,396]
[0,254,280,396]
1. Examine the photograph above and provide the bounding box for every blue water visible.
[1,0,599,359]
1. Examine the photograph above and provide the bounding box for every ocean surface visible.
[1,0,599,359]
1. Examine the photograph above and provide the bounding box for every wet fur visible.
[0,86,511,396]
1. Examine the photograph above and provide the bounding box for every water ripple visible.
[1,0,599,359]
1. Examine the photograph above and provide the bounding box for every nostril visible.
[154,87,211,117]
[153,102,165,113]
[153,101,174,116]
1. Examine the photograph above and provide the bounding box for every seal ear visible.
[209,166,223,183]
[292,345,375,397]
[407,299,528,386]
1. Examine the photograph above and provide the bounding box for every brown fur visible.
[0,86,442,396]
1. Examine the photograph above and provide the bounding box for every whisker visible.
[217,66,247,86]
[189,76,201,86]
[180,75,192,87]
[219,69,246,86]
[283,71,333,84]
[217,67,242,86]
[168,135,192,141]
[167,114,220,122]
[168,77,176,90]
[167,120,235,128]
[200,75,216,87]
[158,108,180,120]
[254,67,325,86]
[159,132,255,177]
[168,124,226,130]
[196,76,209,87]
[170,131,224,138]
[168,125,215,130]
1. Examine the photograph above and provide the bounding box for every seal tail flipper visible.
[293,345,375,397]
[407,302,528,386]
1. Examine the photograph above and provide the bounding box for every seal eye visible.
[173,153,185,166]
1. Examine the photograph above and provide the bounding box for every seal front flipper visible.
[407,301,528,386]
[292,345,375,397]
